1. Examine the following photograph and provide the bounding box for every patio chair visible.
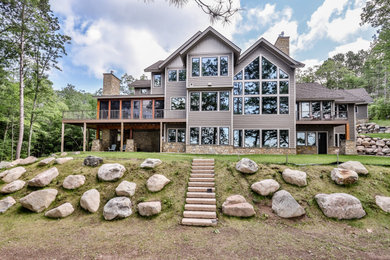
[122,144,126,152]
[108,144,116,151]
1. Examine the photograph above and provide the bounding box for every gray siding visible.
[356,104,368,120]
[164,56,186,119]
[151,72,165,95]
[348,104,356,140]
[296,125,335,148]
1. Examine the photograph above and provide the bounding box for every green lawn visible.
[365,133,390,139]
[69,151,390,166]
[370,119,390,127]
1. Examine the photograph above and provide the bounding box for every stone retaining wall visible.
[356,135,390,156]
[357,123,390,134]
[162,142,186,153]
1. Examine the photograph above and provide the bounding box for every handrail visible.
[62,109,180,120]
[296,110,348,121]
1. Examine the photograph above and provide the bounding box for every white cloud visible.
[328,37,371,57]
[301,59,322,68]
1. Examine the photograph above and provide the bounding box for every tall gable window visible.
[244,57,259,80]
[234,71,242,80]
[279,69,289,79]
[262,57,277,79]
[168,70,177,81]
[192,58,200,76]
[202,57,218,76]
[220,56,228,76]
[262,81,277,95]
[154,74,161,87]
[244,82,259,95]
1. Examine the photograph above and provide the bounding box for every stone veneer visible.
[185,145,296,155]
[101,129,110,151]
[91,139,102,152]
[162,142,186,153]
[344,140,357,155]
[102,73,120,95]
[296,146,317,154]
[125,139,134,152]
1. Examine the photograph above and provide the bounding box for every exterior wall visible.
[134,88,150,95]
[186,145,296,154]
[162,142,186,153]
[151,72,165,95]
[296,146,317,154]
[101,129,111,151]
[344,140,357,155]
[103,73,120,95]
[133,130,160,152]
[165,56,187,119]
[232,45,296,148]
[347,104,356,140]
[356,104,369,123]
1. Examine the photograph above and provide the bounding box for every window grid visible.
[232,129,290,148]
[189,126,230,145]
[189,91,230,112]
[190,55,230,78]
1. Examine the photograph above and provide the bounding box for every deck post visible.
[160,122,163,152]
[61,122,64,153]
[120,122,124,152]
[83,122,87,152]
[345,123,350,140]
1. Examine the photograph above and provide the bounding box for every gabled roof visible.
[144,60,164,73]
[238,37,304,68]
[344,88,373,104]
[129,79,151,88]
[179,26,241,57]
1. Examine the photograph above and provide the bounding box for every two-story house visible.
[61,26,368,155]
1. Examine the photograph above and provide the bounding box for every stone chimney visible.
[102,71,121,95]
[274,32,290,56]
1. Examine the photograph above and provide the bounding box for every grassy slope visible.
[0,153,389,258]
[365,133,390,139]
[370,119,390,127]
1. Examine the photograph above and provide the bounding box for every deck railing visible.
[296,110,348,121]
[63,109,178,120]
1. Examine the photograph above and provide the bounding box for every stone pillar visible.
[91,139,102,151]
[102,129,110,151]
[125,139,134,152]
[83,122,87,152]
[344,140,357,155]
[120,122,124,152]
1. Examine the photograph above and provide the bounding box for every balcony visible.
[63,109,166,120]
[296,110,348,122]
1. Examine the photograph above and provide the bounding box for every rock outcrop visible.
[97,163,126,181]
[0,196,16,213]
[62,175,86,189]
[115,181,136,197]
[1,167,26,183]
[83,156,103,167]
[140,158,162,169]
[282,169,307,187]
[1,180,26,194]
[338,161,368,175]
[45,203,74,218]
[80,189,100,213]
[331,168,358,185]
[103,197,132,220]
[28,167,59,187]
[138,201,161,216]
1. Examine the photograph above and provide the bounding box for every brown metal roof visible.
[129,79,151,88]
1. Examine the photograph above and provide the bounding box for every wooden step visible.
[192,163,214,167]
[193,159,214,163]
[187,192,215,198]
[185,204,216,211]
[190,173,214,178]
[183,211,217,219]
[181,218,217,226]
[186,198,216,204]
[188,187,215,192]
[192,166,214,170]
[188,182,214,187]
[189,177,214,182]
[192,169,214,174]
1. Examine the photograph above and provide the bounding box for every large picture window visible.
[168,70,177,82]
[168,129,176,142]
[219,127,229,145]
[190,92,200,111]
[171,97,185,110]
[202,57,218,76]
[279,130,289,148]
[279,97,289,114]
[233,97,242,114]
[262,81,277,95]
[262,97,277,114]
[220,56,228,76]
[233,130,243,147]
[244,82,259,95]
[279,69,289,79]
[244,57,259,80]
[192,58,200,77]
[262,130,277,148]
[190,128,199,145]
[262,57,277,79]
[202,92,217,111]
[219,92,229,111]
[154,74,161,87]
[244,130,260,148]
[244,97,260,114]
[297,132,306,146]
[201,127,217,145]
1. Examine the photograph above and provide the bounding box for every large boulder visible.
[2,167,26,183]
[375,195,390,213]
[19,189,58,213]
[38,157,56,166]
[282,169,307,187]
[146,174,171,192]
[97,163,126,181]
[115,181,136,197]
[235,158,258,174]
[83,156,103,167]
[315,193,366,219]
[45,202,74,218]
[19,156,38,165]
[62,175,86,189]
[55,157,73,165]
[0,161,11,170]
[60,152,67,157]
[251,179,280,196]
[103,197,132,220]
[0,196,16,213]
[28,167,59,187]
[1,180,26,194]
[272,190,305,218]
[10,159,23,167]
[222,195,255,217]
[331,168,358,185]
[140,158,162,169]
[338,161,368,175]
[137,201,161,216]
[80,189,100,213]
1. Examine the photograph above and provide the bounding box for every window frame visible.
[153,74,162,87]
[190,127,200,145]
[170,97,186,110]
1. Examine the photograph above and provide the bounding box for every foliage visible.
[368,97,390,120]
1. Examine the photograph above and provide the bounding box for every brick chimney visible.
[102,71,120,95]
[274,32,290,56]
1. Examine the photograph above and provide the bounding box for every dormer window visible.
[153,74,161,87]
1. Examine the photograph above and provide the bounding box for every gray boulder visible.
[45,202,74,218]
[282,169,307,187]
[28,167,59,187]
[137,201,161,216]
[146,174,171,192]
[97,163,126,181]
[19,189,58,213]
[338,161,368,175]
[38,157,56,166]
[103,197,132,220]
[1,180,26,194]
[251,179,280,196]
[10,158,23,167]
[315,193,366,219]
[222,195,255,217]
[235,158,258,174]
[115,181,136,197]
[55,157,73,165]
[272,190,305,218]
[0,161,11,170]
[140,158,162,169]
[0,196,16,213]
[62,175,86,189]
[60,152,67,157]
[331,168,358,185]
[375,195,390,213]
[80,189,100,213]
[74,151,80,155]
[19,156,38,165]
[83,156,103,167]
[2,167,26,183]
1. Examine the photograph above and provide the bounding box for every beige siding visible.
[164,56,186,119]
[151,72,165,95]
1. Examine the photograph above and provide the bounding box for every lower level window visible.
[177,129,185,143]
[168,129,176,142]
[190,128,199,145]
[262,130,277,147]
[279,130,289,148]
[307,132,316,146]
[168,128,185,143]
[297,132,306,146]
[201,127,217,145]
[219,127,229,145]
[244,130,260,148]
[234,130,243,147]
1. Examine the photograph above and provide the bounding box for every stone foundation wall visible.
[125,139,134,152]
[91,139,102,151]
[328,146,341,155]
[356,135,390,156]
[162,142,186,153]
[296,146,317,154]
[344,140,357,155]
[357,123,390,134]
[185,145,296,155]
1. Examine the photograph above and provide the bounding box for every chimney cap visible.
[279,31,284,37]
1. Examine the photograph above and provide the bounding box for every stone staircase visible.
[181,159,217,226]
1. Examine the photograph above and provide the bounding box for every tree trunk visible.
[27,72,40,157]
[1,121,10,161]
[16,3,25,159]
[11,116,14,160]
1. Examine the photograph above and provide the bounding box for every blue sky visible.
[49,0,375,93]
